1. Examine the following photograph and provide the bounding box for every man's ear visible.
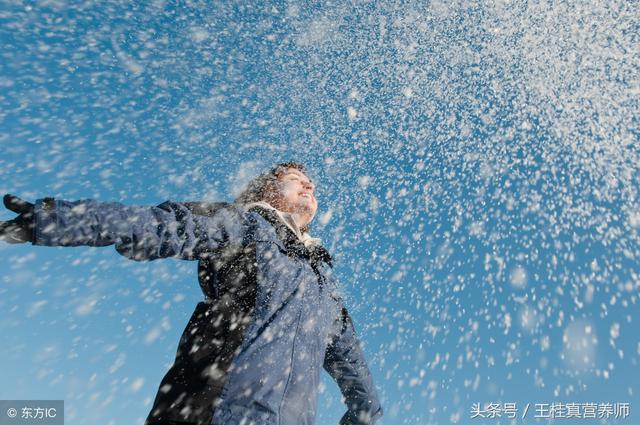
[263,180,282,207]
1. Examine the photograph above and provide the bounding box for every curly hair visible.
[233,162,308,206]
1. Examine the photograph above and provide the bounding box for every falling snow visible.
[1,1,639,424]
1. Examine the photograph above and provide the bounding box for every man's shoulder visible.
[154,201,245,221]
[182,201,236,217]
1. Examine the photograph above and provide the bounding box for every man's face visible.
[271,168,318,227]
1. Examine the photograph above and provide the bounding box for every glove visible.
[0,194,35,244]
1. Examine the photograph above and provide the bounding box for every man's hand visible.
[0,194,35,244]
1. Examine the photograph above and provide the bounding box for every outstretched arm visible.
[0,195,35,244]
[324,305,383,425]
[1,194,245,261]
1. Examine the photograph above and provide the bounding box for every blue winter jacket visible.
[32,198,382,425]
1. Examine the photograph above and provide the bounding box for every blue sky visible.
[1,1,638,424]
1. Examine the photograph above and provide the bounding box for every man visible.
[0,162,382,425]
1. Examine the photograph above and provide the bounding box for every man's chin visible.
[292,207,315,226]
[292,202,315,213]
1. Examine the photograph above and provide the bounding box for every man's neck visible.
[287,212,307,231]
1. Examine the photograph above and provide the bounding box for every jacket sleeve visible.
[324,306,383,425]
[32,198,246,261]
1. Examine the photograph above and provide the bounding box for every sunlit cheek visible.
[277,184,300,205]
[283,184,298,196]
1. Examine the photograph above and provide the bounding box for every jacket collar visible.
[243,201,322,247]
[244,202,332,267]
